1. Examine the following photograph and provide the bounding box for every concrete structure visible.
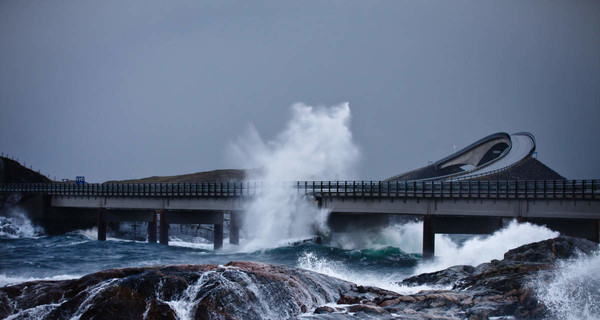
[387,132,538,181]
[1,179,598,257]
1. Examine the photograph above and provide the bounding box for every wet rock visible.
[347,304,388,314]
[314,236,598,320]
[314,306,335,314]
[503,236,598,263]
[0,262,352,320]
[401,265,475,287]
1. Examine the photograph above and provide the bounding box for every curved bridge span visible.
[388,132,537,181]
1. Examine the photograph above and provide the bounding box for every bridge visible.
[1,180,599,257]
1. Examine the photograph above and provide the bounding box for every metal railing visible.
[0,180,598,200]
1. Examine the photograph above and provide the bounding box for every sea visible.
[2,211,599,320]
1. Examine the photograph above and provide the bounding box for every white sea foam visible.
[75,227,98,240]
[416,220,558,274]
[168,237,214,251]
[534,249,600,320]
[0,274,81,287]
[329,220,557,274]
[296,251,430,294]
[298,220,559,294]
[228,103,360,251]
[0,210,42,238]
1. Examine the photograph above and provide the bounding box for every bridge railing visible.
[298,180,600,200]
[0,180,598,200]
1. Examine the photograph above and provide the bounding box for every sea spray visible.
[298,220,559,293]
[228,103,360,250]
[416,220,559,274]
[0,210,41,238]
[535,250,600,320]
[297,251,425,294]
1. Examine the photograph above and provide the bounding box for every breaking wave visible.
[535,249,600,320]
[0,211,42,239]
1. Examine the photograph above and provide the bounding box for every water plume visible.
[228,103,360,250]
[0,210,41,238]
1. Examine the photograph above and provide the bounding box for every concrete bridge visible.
[1,180,599,257]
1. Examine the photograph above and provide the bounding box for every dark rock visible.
[320,236,598,320]
[314,306,335,314]
[347,304,388,314]
[0,262,352,320]
[503,236,598,263]
[401,265,475,287]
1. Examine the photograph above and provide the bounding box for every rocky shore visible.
[1,236,597,320]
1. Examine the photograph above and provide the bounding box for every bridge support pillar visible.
[159,210,169,245]
[214,223,223,250]
[422,215,434,259]
[97,208,106,241]
[229,211,240,245]
[148,211,157,243]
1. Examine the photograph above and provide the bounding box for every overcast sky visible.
[1,1,599,182]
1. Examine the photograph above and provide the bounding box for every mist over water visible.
[228,103,360,251]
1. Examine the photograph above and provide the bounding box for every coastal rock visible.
[304,236,598,320]
[0,262,352,320]
[401,265,475,287]
[1,236,596,320]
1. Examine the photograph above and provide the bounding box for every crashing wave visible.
[0,212,41,239]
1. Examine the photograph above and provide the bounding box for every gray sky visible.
[1,1,599,182]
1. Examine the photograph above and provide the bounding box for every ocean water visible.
[2,214,600,319]
[2,105,599,318]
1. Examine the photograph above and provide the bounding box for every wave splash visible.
[0,211,42,239]
[417,220,559,274]
[228,103,360,251]
[535,249,600,320]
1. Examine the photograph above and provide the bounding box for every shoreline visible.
[1,236,597,319]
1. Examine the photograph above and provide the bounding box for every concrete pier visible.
[214,223,223,250]
[148,211,157,243]
[159,210,168,245]
[97,208,106,241]
[155,210,224,250]
[229,211,240,245]
[422,215,434,259]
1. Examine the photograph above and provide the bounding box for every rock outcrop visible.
[302,236,598,320]
[0,262,352,320]
[1,236,596,320]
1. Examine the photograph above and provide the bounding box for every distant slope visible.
[0,157,52,183]
[103,169,251,184]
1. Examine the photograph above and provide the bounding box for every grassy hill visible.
[103,169,252,184]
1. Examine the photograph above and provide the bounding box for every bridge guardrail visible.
[0,180,598,200]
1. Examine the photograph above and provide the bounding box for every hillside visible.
[103,169,252,184]
[0,157,52,183]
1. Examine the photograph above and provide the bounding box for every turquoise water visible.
[0,222,419,288]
